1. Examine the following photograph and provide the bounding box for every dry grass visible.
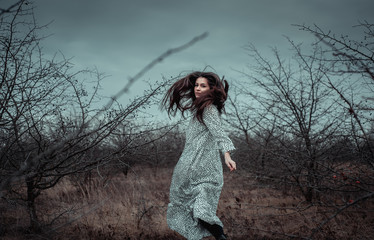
[1,166,373,239]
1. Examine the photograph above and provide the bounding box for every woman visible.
[162,71,236,240]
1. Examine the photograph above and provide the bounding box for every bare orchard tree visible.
[0,2,99,230]
[293,22,374,238]
[0,1,206,233]
[227,27,374,237]
[235,40,347,202]
[296,22,374,162]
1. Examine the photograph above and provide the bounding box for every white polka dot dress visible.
[167,104,235,240]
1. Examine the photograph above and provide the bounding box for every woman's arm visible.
[203,105,237,171]
[203,105,235,154]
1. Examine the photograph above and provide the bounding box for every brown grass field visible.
[1,166,373,240]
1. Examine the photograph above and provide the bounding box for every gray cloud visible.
[6,0,374,105]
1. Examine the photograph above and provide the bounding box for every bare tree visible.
[226,23,374,238]
[293,22,374,238]
[0,1,207,233]
[296,22,374,162]
[233,40,345,202]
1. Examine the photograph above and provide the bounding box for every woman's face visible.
[194,77,210,99]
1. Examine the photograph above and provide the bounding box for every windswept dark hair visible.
[162,71,229,123]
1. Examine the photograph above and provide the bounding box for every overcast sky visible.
[4,0,374,110]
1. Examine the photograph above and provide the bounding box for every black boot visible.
[216,233,227,240]
[199,219,227,240]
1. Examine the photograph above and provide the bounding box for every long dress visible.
[167,104,235,240]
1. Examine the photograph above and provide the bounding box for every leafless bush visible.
[296,22,374,163]
[227,22,374,239]
[0,0,207,235]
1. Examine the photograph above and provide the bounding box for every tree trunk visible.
[304,136,319,202]
[26,177,41,232]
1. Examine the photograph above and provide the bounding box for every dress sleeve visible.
[203,104,236,154]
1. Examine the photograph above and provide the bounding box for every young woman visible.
[162,71,236,240]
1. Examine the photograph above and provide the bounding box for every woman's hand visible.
[224,152,236,172]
